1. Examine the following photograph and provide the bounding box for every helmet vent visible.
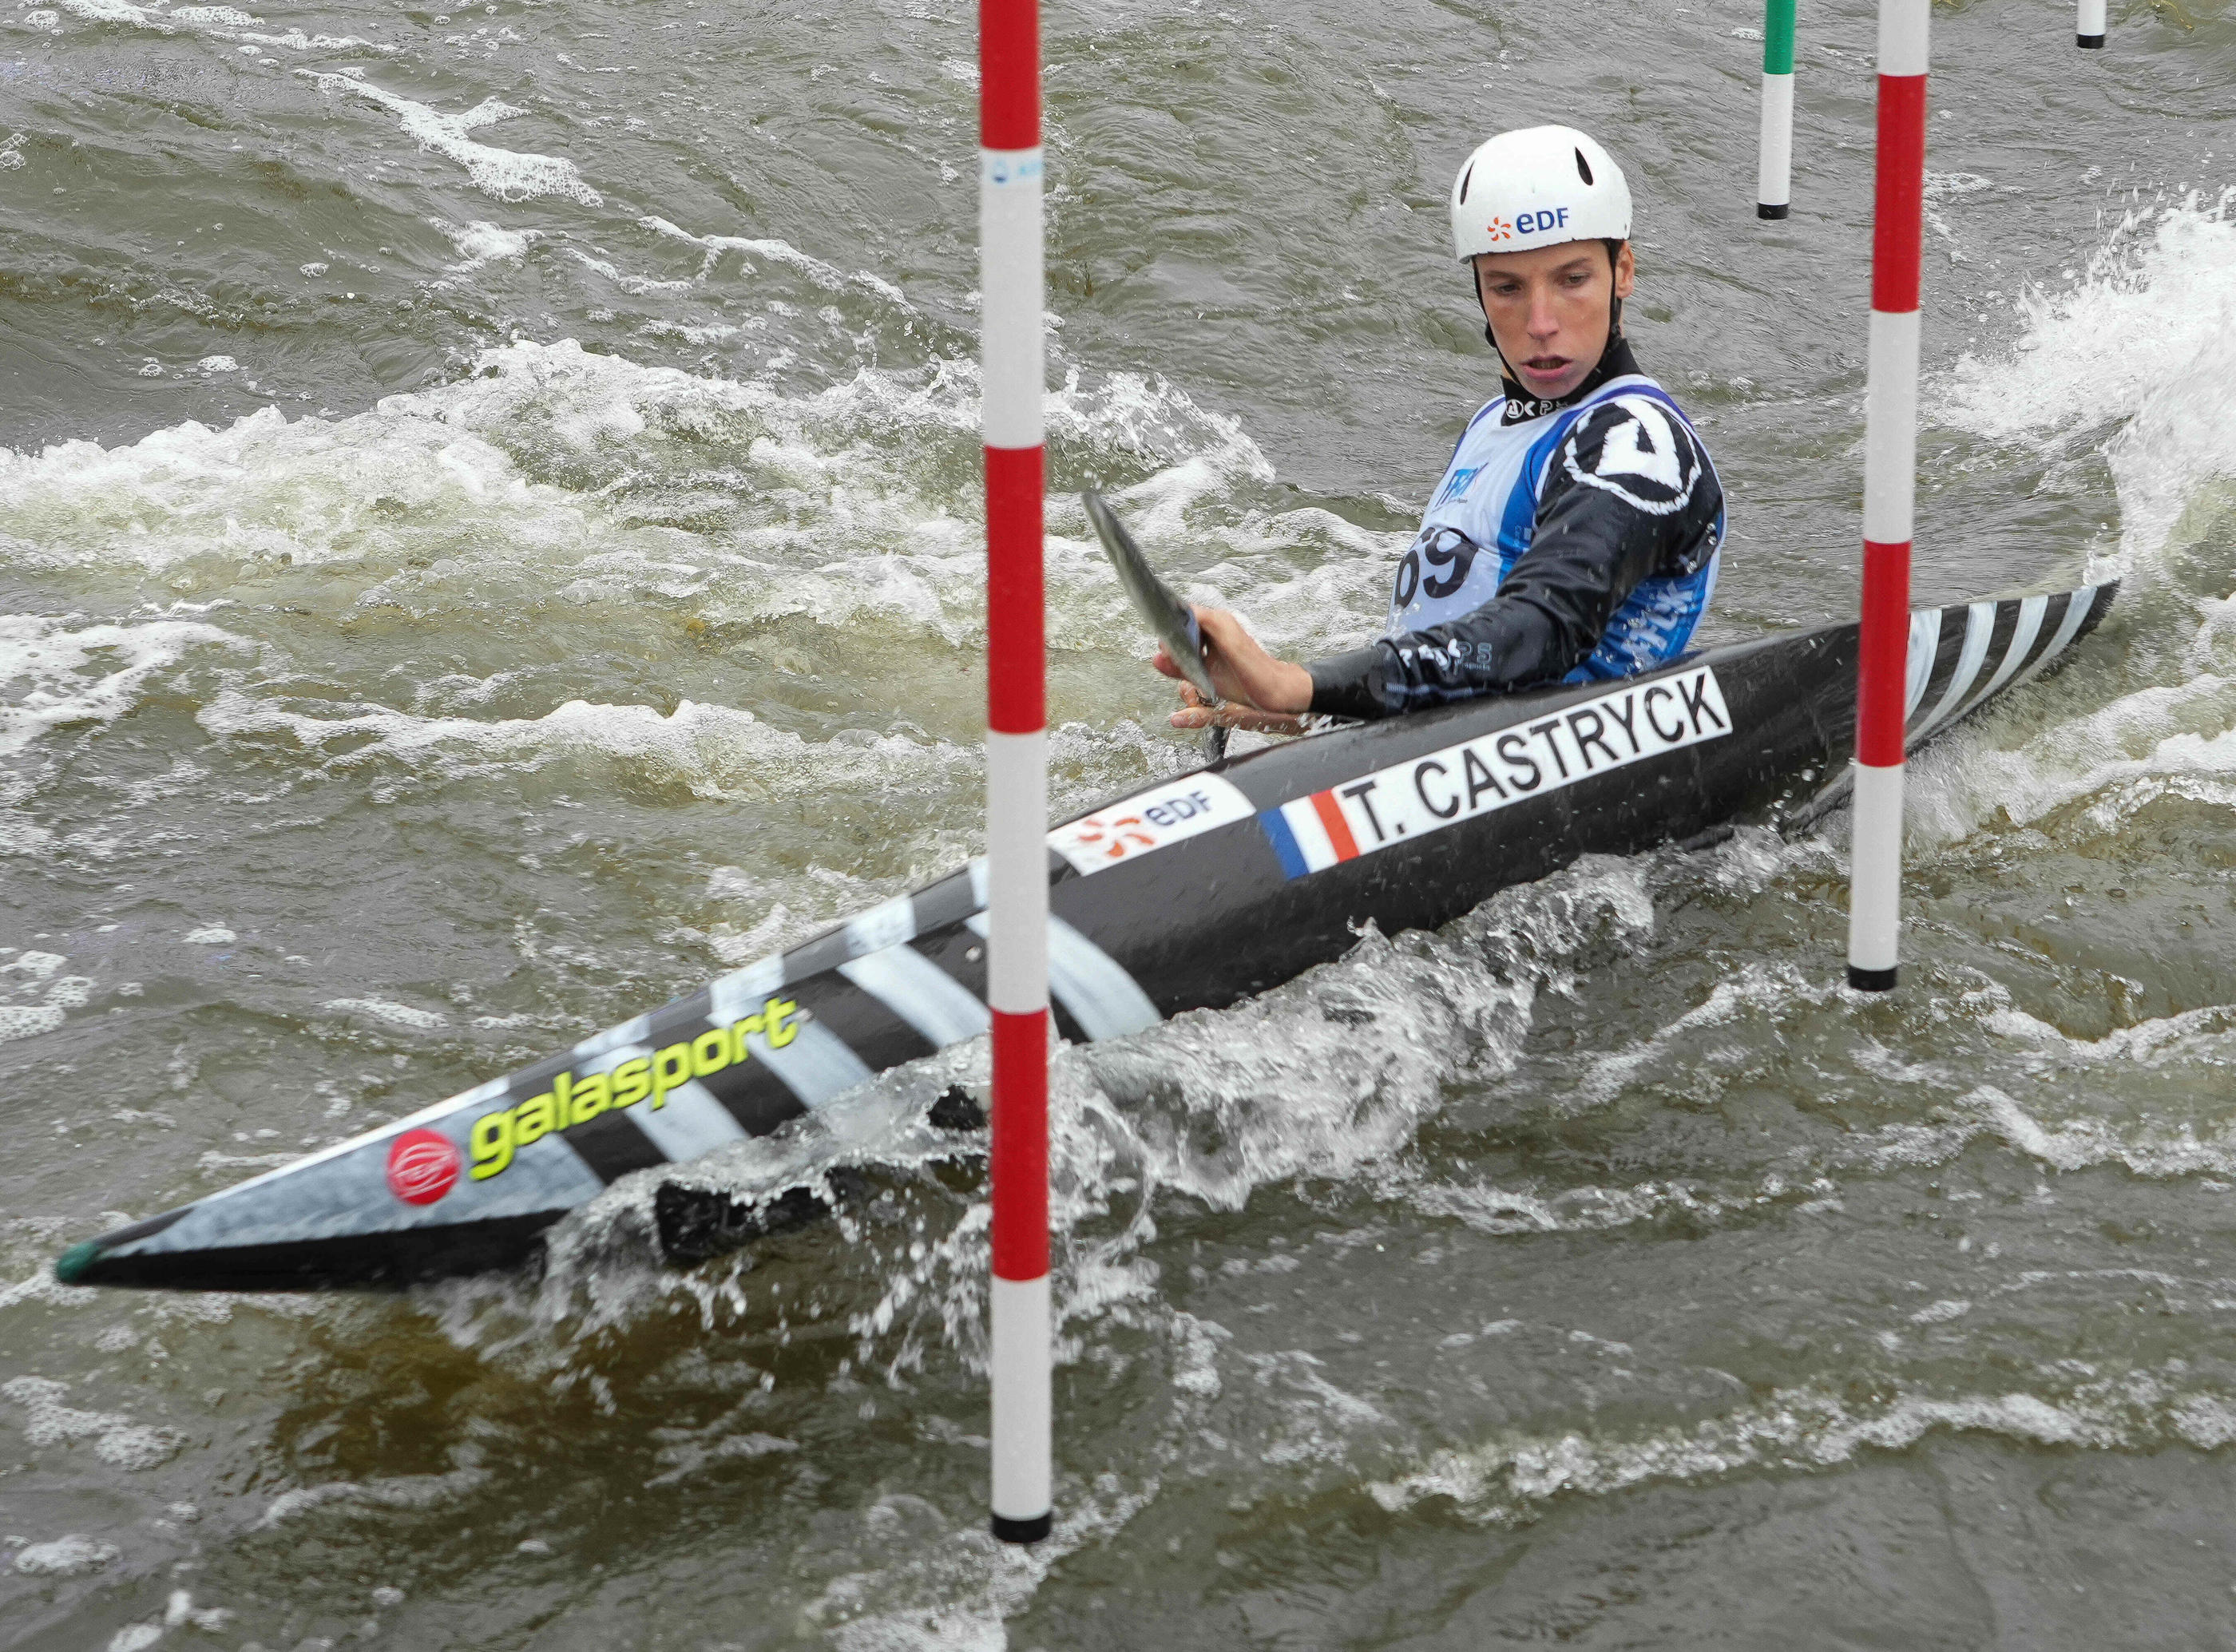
[1575,149,1595,185]
[1458,162,1474,204]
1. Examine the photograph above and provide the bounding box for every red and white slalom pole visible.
[1847,0,1929,992]
[2077,0,2106,48]
[980,0,1053,1546]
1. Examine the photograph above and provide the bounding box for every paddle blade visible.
[1081,489,1219,703]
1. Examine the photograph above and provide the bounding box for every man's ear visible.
[1613,241,1636,301]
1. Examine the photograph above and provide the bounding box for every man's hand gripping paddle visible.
[1081,489,1231,761]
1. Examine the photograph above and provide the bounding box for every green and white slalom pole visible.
[980,0,1053,1547]
[1757,0,1798,219]
[2077,0,2105,48]
[1847,0,1929,991]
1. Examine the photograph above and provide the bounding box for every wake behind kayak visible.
[55,582,2117,1290]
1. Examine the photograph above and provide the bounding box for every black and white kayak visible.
[56,580,2117,1290]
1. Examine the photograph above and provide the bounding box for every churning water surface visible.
[6,0,2236,1646]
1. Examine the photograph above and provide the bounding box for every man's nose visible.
[1527,287,1561,337]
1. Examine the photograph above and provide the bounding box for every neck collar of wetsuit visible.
[1493,329,1639,426]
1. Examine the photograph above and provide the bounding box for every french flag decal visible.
[1259,791,1362,878]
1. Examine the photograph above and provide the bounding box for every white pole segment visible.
[980,152,1046,452]
[989,1273,1052,1525]
[982,729,1049,1013]
[1758,71,1795,218]
[2078,0,2106,47]
[1875,0,1929,74]
[1848,763,1906,973]
[1861,309,1921,545]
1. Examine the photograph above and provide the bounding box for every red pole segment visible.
[1847,0,1929,992]
[980,0,1053,1546]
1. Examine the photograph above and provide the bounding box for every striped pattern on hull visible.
[1795,580,2113,829]
[57,582,2115,1290]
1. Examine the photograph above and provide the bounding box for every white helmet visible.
[1449,126,1632,262]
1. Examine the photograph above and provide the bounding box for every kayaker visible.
[1161,125,1727,731]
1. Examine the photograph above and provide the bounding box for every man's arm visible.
[1306,395,1723,719]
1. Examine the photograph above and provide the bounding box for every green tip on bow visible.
[52,1242,102,1286]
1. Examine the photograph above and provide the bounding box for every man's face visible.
[1473,240,1637,402]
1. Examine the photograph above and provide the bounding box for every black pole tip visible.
[991,1511,1053,1544]
[1846,964,1898,992]
[2076,32,2103,46]
[1756,202,1790,220]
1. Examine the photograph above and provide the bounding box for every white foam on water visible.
[232,24,385,52]
[0,615,248,759]
[14,1533,120,1575]
[1404,1175,1734,1238]
[431,218,541,274]
[1945,192,2236,454]
[704,861,888,965]
[198,687,972,804]
[1984,997,2236,1070]
[801,1478,1158,1652]
[1917,192,2236,847]
[46,0,385,52]
[48,0,179,28]
[0,402,587,580]
[0,339,1283,663]
[565,248,696,297]
[167,7,258,27]
[0,810,54,855]
[161,1591,232,1632]
[0,1376,182,1470]
[0,950,93,1042]
[1572,960,1828,1110]
[1910,1297,1972,1324]
[298,76,600,206]
[640,215,910,307]
[323,997,448,1031]
[256,1463,490,1528]
[1369,1361,2235,1526]
[642,1428,796,1488]
[0,1267,97,1313]
[1818,1075,2236,1184]
[1966,1084,2236,1178]
[1933,680,2236,839]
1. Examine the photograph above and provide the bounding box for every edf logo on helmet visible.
[1451,126,1631,261]
[1509,208,1572,236]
